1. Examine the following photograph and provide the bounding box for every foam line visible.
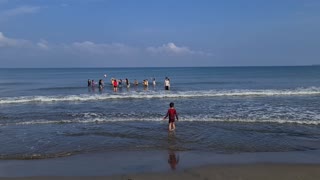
[0,87,320,104]
[6,117,320,126]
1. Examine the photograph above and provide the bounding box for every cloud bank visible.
[147,42,212,56]
[70,41,138,55]
[0,32,48,50]
[0,32,213,67]
[0,32,31,48]
[0,6,41,20]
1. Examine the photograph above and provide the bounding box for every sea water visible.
[0,66,320,159]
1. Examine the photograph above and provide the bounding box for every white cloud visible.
[147,42,212,56]
[0,32,212,60]
[0,32,32,48]
[68,41,212,57]
[37,39,49,50]
[0,32,50,51]
[147,42,189,54]
[70,41,138,55]
[0,6,41,20]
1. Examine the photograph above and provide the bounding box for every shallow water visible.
[0,67,320,159]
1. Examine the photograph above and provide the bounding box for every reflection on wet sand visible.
[168,150,179,170]
[167,131,179,170]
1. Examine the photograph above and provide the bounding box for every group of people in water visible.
[87,76,171,92]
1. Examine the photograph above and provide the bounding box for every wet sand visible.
[1,164,320,180]
[1,150,320,179]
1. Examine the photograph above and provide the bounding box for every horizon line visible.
[0,65,318,69]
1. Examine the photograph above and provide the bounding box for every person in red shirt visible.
[113,79,118,92]
[163,102,179,131]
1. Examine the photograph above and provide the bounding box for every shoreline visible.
[1,164,320,180]
[1,150,320,178]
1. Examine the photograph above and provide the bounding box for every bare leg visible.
[168,123,172,131]
[172,123,176,130]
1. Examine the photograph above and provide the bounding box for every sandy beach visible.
[1,164,320,180]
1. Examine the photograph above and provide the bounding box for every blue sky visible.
[0,0,319,67]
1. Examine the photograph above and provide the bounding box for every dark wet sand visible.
[1,150,320,179]
[1,164,320,180]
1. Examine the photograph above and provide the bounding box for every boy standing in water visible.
[163,102,179,131]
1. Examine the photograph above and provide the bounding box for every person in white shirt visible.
[164,77,170,90]
[152,78,156,86]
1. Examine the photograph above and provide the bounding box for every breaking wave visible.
[7,116,320,126]
[0,87,320,104]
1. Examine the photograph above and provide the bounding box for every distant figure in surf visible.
[91,80,95,87]
[91,80,96,92]
[153,78,156,86]
[134,79,139,86]
[164,77,170,90]
[111,78,115,85]
[118,79,123,88]
[163,102,179,131]
[125,78,130,88]
[113,79,118,92]
[143,79,148,87]
[143,79,148,91]
[98,79,104,89]
[88,79,91,87]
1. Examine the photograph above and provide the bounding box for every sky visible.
[0,0,319,67]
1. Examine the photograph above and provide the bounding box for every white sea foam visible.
[0,87,320,104]
[10,117,320,126]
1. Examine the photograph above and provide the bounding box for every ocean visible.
[1,66,320,160]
